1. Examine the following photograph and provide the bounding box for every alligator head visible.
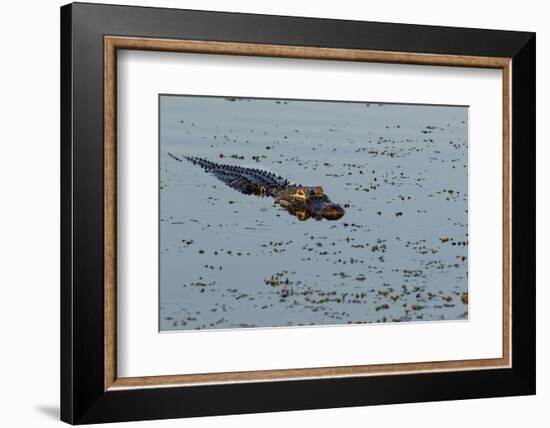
[275,186,345,221]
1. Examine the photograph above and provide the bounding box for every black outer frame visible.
[60,2,535,424]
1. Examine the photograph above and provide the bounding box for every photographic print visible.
[159,94,468,332]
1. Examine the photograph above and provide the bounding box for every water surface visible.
[159,95,469,331]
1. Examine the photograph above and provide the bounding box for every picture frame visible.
[60,2,535,424]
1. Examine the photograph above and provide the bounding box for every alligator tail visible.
[168,153,219,172]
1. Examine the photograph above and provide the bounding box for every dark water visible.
[159,95,468,331]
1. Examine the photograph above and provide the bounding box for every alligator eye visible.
[311,187,324,197]
[294,188,307,200]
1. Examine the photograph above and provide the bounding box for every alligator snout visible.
[319,204,345,220]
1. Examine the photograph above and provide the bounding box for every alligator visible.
[168,153,345,221]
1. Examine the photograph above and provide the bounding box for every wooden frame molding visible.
[104,35,512,391]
